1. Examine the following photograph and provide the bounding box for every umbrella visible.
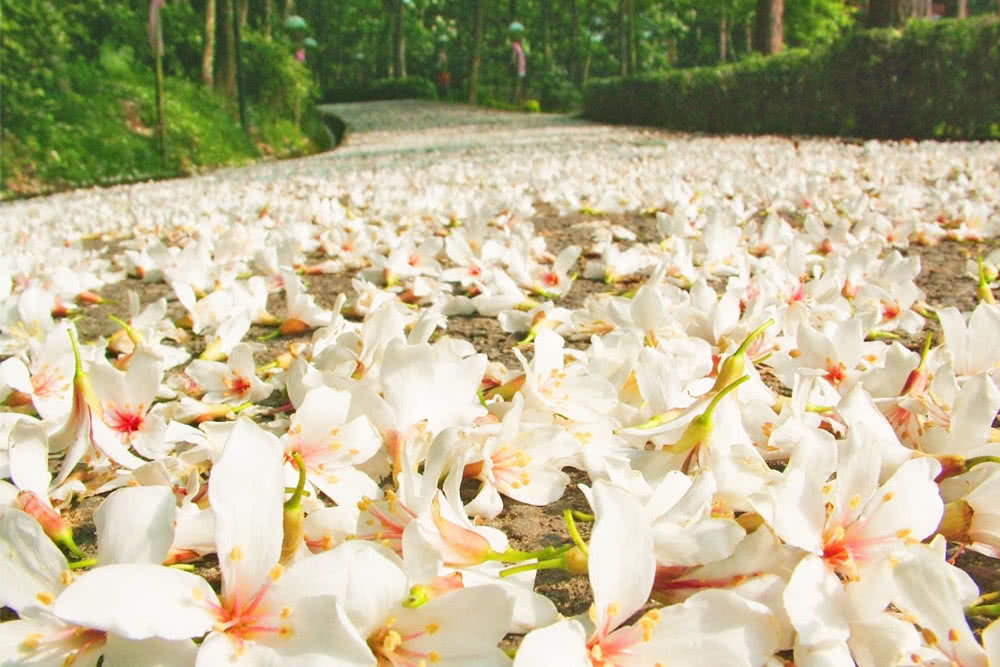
[304,37,318,48]
[284,15,307,30]
[508,21,525,33]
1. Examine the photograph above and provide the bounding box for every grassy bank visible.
[1,55,332,200]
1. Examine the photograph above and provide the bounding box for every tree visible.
[216,0,237,98]
[468,0,485,102]
[867,0,931,27]
[202,0,216,87]
[753,0,783,54]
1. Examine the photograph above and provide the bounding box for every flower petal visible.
[589,480,655,631]
[54,564,218,640]
[95,485,176,565]
[210,418,284,601]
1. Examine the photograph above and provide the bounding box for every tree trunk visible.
[943,0,967,16]
[541,0,552,71]
[719,4,727,63]
[568,0,580,84]
[394,0,406,78]
[217,0,236,98]
[202,0,216,87]
[745,16,752,53]
[626,0,636,72]
[239,0,248,27]
[284,0,295,20]
[468,0,484,103]
[868,0,893,26]
[264,0,272,39]
[618,0,629,75]
[753,0,783,55]
[869,0,932,25]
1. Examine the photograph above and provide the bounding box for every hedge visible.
[583,17,1000,140]
[324,77,437,104]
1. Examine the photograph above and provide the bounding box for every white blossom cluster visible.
[2,121,1000,666]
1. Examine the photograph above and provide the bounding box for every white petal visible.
[0,357,32,393]
[0,615,102,667]
[9,418,51,497]
[394,584,514,657]
[95,486,176,565]
[102,634,198,667]
[512,619,588,667]
[54,564,218,640]
[983,619,1000,666]
[281,540,406,638]
[210,418,284,601]
[0,509,69,614]
[949,373,1000,455]
[783,555,849,647]
[589,480,655,630]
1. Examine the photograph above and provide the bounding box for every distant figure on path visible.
[436,48,451,100]
[511,35,526,105]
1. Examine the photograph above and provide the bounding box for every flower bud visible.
[17,490,84,558]
[936,500,973,543]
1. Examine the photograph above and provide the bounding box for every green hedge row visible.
[324,77,438,104]
[583,17,1000,140]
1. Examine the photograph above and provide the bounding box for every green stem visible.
[68,558,97,570]
[108,315,142,347]
[735,318,774,356]
[920,332,933,364]
[169,563,196,571]
[285,452,307,510]
[563,509,588,556]
[231,401,254,415]
[965,456,1000,471]
[485,544,572,563]
[257,330,281,341]
[68,328,84,378]
[571,510,594,522]
[966,603,1000,618]
[500,556,568,578]
[706,374,749,416]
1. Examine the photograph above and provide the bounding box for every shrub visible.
[536,67,583,112]
[583,17,1000,140]
[241,33,318,124]
[367,76,438,101]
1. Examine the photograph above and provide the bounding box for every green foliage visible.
[583,17,1000,141]
[1,49,324,198]
[241,33,319,122]
[323,76,437,103]
[0,0,73,134]
[536,67,583,112]
[367,76,439,101]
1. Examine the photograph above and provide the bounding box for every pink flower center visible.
[368,620,440,667]
[824,358,846,387]
[31,363,68,398]
[18,625,106,664]
[106,404,144,436]
[356,494,417,555]
[224,374,252,398]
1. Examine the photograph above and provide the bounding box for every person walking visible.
[509,23,527,105]
[436,47,451,100]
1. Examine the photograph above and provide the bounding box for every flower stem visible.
[563,509,588,556]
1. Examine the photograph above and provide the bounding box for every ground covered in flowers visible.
[2,100,1000,666]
